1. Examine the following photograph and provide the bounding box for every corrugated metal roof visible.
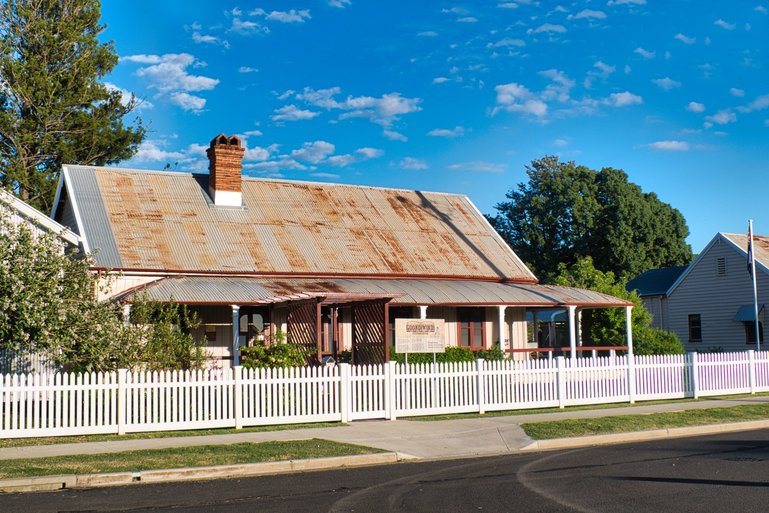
[626,266,688,296]
[123,276,632,307]
[722,232,769,271]
[63,166,536,281]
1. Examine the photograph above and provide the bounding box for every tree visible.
[0,0,144,211]
[553,257,684,355]
[0,204,205,372]
[489,156,692,282]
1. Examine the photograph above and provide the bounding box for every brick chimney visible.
[207,134,245,207]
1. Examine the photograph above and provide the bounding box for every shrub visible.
[241,343,309,369]
[389,345,504,364]
[632,326,685,356]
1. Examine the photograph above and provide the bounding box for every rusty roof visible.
[119,276,632,307]
[60,165,536,282]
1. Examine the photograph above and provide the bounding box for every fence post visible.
[556,356,566,408]
[688,352,699,399]
[117,369,127,435]
[386,361,397,421]
[234,366,243,429]
[339,363,351,423]
[748,350,756,395]
[476,359,486,414]
[627,352,636,404]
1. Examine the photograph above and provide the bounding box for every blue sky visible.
[99,0,769,254]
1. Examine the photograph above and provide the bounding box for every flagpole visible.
[750,220,760,352]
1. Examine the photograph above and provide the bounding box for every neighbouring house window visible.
[717,257,726,276]
[458,308,486,350]
[744,321,764,344]
[688,314,702,342]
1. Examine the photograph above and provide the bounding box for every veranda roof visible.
[117,276,633,308]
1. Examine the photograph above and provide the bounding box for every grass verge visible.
[0,422,342,449]
[0,439,383,479]
[522,403,769,439]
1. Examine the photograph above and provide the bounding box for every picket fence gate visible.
[2,350,769,439]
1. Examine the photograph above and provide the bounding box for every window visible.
[389,306,417,348]
[717,257,726,276]
[745,321,764,344]
[688,314,702,342]
[458,308,486,350]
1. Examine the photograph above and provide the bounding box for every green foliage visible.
[553,257,684,355]
[240,343,310,369]
[390,345,505,364]
[0,0,144,210]
[0,205,205,372]
[127,296,206,372]
[488,156,692,281]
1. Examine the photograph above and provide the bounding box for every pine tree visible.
[0,0,144,211]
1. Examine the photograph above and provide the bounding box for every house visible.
[626,266,687,330]
[629,232,768,353]
[51,134,633,367]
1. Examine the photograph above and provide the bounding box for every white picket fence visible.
[2,351,768,439]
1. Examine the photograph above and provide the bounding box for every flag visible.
[748,222,754,277]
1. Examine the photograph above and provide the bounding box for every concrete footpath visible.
[3,395,769,492]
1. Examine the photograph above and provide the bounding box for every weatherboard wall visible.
[667,236,769,352]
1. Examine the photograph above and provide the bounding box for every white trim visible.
[62,166,90,254]
[210,188,242,207]
[0,188,80,246]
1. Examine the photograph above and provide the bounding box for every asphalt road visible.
[4,429,769,513]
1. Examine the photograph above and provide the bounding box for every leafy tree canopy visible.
[489,156,693,282]
[0,204,204,372]
[554,257,684,356]
[0,0,145,211]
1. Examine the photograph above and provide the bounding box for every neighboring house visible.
[631,233,768,353]
[626,266,687,330]
[0,189,81,374]
[51,134,632,367]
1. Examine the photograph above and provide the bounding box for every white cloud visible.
[730,87,745,97]
[494,82,548,117]
[653,77,682,90]
[240,129,263,138]
[271,104,320,122]
[593,61,615,75]
[229,17,268,35]
[540,69,575,101]
[458,17,478,23]
[355,147,384,159]
[569,9,607,20]
[738,94,769,112]
[674,33,696,44]
[239,66,258,73]
[448,161,506,173]
[246,159,306,172]
[757,5,768,14]
[294,87,422,127]
[290,141,335,163]
[433,77,450,84]
[528,23,567,34]
[325,154,356,167]
[705,109,737,125]
[133,140,187,163]
[634,47,655,59]
[311,172,341,179]
[490,38,526,48]
[608,0,646,4]
[399,157,428,170]
[497,2,519,8]
[606,91,643,107]
[169,92,207,112]
[328,0,351,7]
[553,138,569,147]
[418,31,438,37]
[648,140,690,151]
[427,126,465,137]
[686,101,706,112]
[124,53,219,93]
[192,32,218,44]
[251,9,311,23]
[714,18,736,30]
[383,129,408,141]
